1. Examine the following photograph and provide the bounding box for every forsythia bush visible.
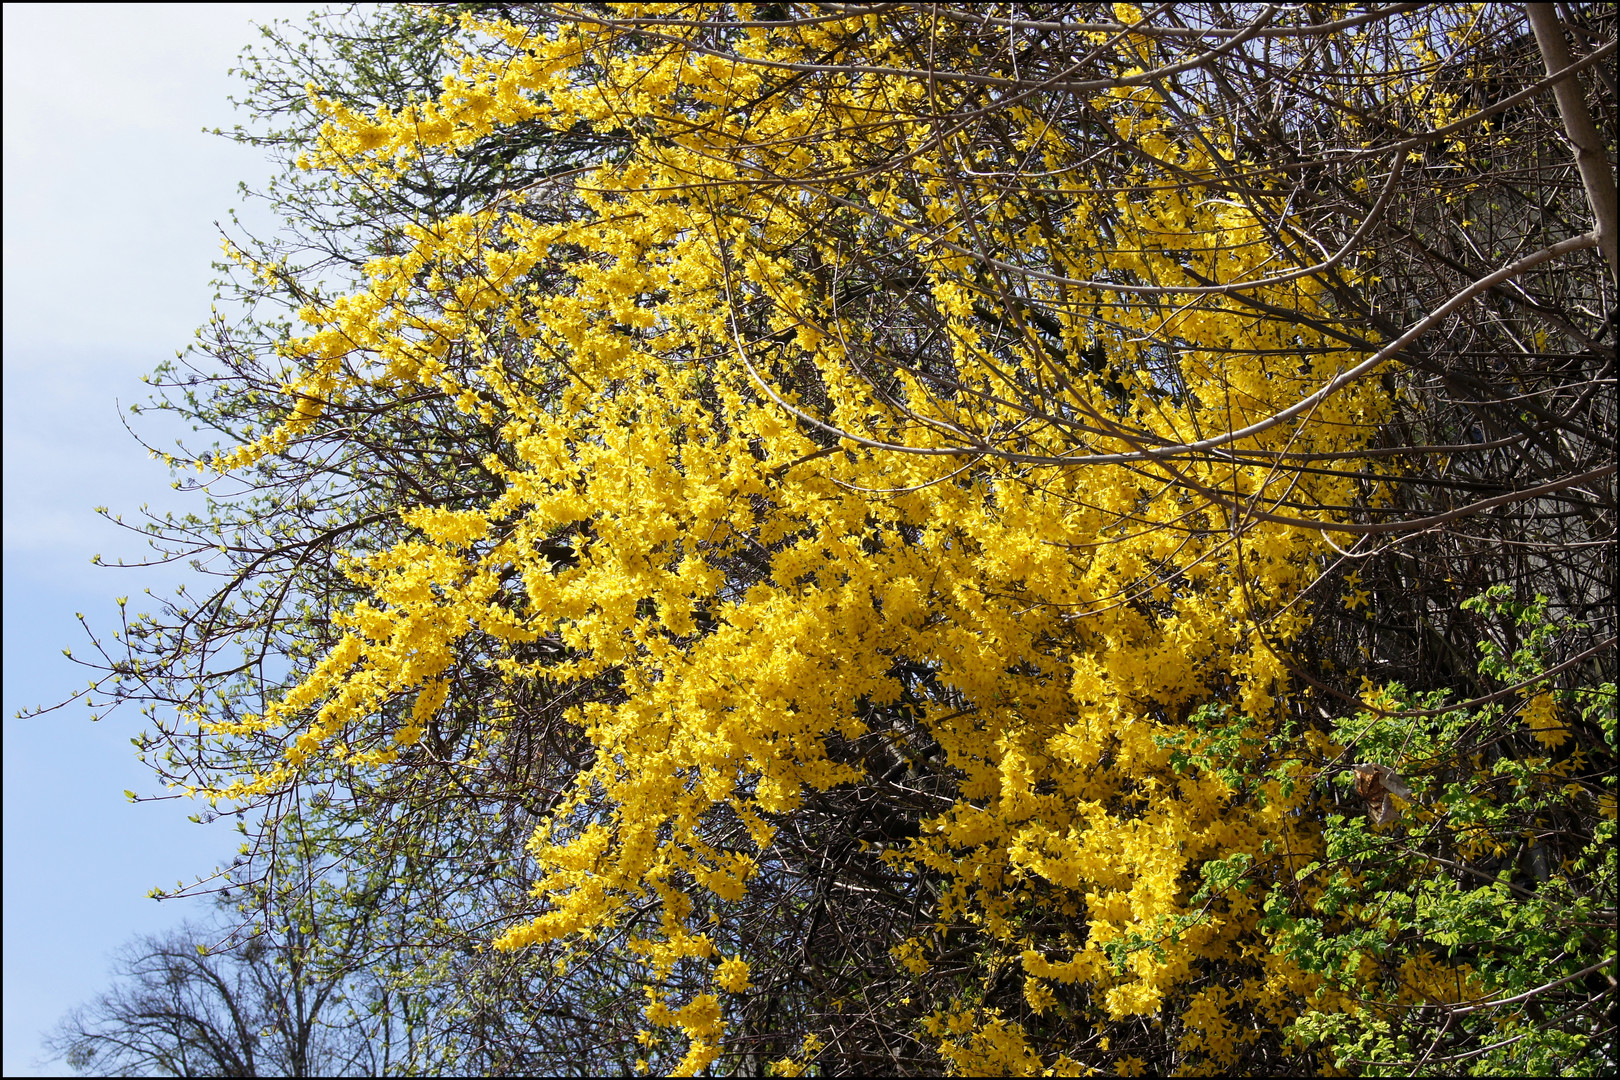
[97,4,1613,1075]
[211,8,1387,1072]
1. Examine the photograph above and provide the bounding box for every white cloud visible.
[3,3,315,352]
[3,3,317,560]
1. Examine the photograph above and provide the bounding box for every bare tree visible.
[44,914,412,1078]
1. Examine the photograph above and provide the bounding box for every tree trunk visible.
[1527,4,1620,281]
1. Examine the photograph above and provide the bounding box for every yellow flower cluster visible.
[201,8,1401,1072]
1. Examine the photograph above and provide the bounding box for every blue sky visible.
[3,5,315,1072]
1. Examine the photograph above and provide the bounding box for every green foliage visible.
[1149,592,1615,1075]
[1274,591,1617,1075]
